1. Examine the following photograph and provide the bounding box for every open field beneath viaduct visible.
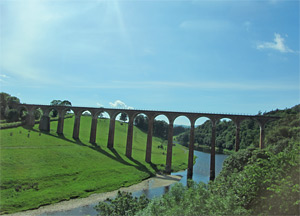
[0,116,188,214]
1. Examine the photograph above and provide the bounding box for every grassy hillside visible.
[0,116,188,214]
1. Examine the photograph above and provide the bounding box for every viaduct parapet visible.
[14,104,279,181]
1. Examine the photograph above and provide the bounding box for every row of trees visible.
[0,92,73,123]
[176,106,300,151]
[176,118,260,150]
[134,115,187,140]
[49,100,72,117]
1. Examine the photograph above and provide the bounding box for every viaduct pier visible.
[15,104,279,181]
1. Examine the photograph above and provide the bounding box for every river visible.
[41,151,228,216]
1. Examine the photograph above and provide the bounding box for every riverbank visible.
[6,174,182,216]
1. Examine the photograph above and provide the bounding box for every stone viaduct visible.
[15,104,279,181]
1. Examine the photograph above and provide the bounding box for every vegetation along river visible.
[40,151,228,216]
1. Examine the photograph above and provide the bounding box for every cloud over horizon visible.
[109,100,134,109]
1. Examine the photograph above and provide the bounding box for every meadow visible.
[0,116,188,214]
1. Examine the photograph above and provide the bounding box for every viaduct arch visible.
[15,104,279,181]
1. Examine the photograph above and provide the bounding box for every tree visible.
[50,99,72,117]
[119,112,128,123]
[19,108,28,121]
[34,108,42,120]
[7,96,20,109]
[5,109,19,122]
[50,100,62,106]
[94,191,149,216]
[153,120,168,140]
[0,92,10,119]
[173,126,187,136]
[62,100,72,114]
[134,115,148,132]
[0,93,21,122]
[61,100,72,106]
[50,100,62,117]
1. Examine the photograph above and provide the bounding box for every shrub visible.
[5,109,19,123]
[94,191,149,216]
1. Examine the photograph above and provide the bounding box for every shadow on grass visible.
[127,156,156,177]
[28,127,155,176]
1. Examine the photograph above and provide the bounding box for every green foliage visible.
[153,120,168,140]
[6,96,20,108]
[134,115,169,140]
[94,191,149,216]
[134,115,187,140]
[173,125,187,136]
[136,105,300,216]
[177,105,300,151]
[0,92,10,119]
[50,99,72,117]
[119,113,128,123]
[5,109,19,122]
[137,141,299,216]
[138,182,249,216]
[0,92,21,122]
[212,142,300,215]
[177,118,260,150]
[34,109,42,120]
[134,115,148,132]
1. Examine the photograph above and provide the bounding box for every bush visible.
[94,191,149,216]
[5,109,19,123]
[138,181,249,216]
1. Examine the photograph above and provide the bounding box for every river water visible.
[42,151,228,216]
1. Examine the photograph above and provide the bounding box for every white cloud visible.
[96,102,104,107]
[0,74,9,83]
[109,100,134,109]
[0,74,10,78]
[257,33,295,53]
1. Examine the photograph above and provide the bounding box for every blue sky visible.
[0,0,299,124]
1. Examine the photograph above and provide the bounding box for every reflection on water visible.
[173,151,228,185]
[42,151,228,216]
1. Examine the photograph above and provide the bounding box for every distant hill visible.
[174,124,190,128]
[176,104,300,151]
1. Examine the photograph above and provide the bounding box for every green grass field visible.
[0,116,188,214]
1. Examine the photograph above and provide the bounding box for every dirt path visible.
[6,174,182,216]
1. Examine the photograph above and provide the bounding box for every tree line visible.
[0,92,72,123]
[176,106,300,151]
[134,114,187,140]
[176,118,261,150]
